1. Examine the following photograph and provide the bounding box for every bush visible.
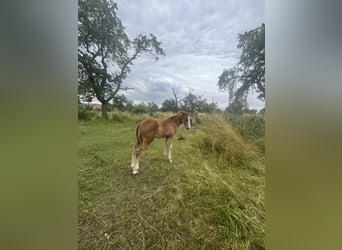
[78,104,99,121]
[131,104,149,114]
[223,114,265,142]
[78,110,98,121]
[196,115,259,167]
[111,112,124,122]
[108,111,145,125]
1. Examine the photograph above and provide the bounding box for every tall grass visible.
[223,113,265,142]
[195,114,261,168]
[78,112,265,249]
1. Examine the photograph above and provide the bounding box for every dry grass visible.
[195,114,261,167]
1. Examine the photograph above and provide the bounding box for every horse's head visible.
[180,111,192,130]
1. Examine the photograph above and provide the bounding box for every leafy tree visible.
[225,102,258,115]
[111,94,133,111]
[131,103,148,114]
[202,102,220,113]
[146,102,159,115]
[181,93,204,113]
[161,91,220,113]
[225,102,245,115]
[160,99,177,112]
[181,92,219,113]
[218,23,265,108]
[78,0,165,119]
[130,102,159,114]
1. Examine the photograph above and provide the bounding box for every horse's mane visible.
[163,111,185,126]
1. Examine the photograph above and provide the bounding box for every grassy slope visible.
[78,113,265,249]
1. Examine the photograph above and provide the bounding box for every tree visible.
[161,91,220,113]
[225,102,258,115]
[218,23,265,108]
[160,99,177,112]
[111,94,133,111]
[131,103,149,114]
[78,0,165,119]
[172,88,184,112]
[181,93,205,113]
[202,102,220,113]
[180,92,219,113]
[160,88,184,112]
[130,102,159,114]
[224,102,246,115]
[146,102,159,115]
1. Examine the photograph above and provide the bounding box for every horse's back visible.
[136,116,178,141]
[137,118,159,130]
[136,118,160,141]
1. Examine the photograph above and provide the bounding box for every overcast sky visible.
[114,0,264,110]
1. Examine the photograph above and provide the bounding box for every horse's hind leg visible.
[131,145,136,169]
[132,144,141,175]
[132,141,151,175]
[131,144,141,175]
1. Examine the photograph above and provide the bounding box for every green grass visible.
[78,112,265,249]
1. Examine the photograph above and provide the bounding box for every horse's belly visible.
[155,124,167,138]
[155,132,164,138]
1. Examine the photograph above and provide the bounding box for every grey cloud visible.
[115,0,264,110]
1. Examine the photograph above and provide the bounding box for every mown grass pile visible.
[78,112,265,249]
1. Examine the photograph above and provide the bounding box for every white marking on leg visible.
[133,156,139,175]
[131,145,136,169]
[132,148,140,175]
[164,139,168,156]
[188,115,191,129]
[168,140,173,163]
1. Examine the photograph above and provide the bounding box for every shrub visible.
[78,103,103,120]
[196,115,259,167]
[111,112,124,122]
[223,114,265,142]
[78,110,97,121]
[108,111,145,125]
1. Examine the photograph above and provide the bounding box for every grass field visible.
[78,112,265,249]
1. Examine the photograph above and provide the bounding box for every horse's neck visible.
[165,115,182,126]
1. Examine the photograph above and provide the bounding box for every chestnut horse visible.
[131,111,191,175]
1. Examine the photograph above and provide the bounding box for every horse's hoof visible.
[132,170,139,175]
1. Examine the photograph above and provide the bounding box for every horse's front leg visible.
[167,137,173,163]
[164,138,168,157]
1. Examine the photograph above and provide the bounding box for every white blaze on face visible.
[188,115,191,129]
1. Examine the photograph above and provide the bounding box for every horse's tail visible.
[136,123,144,145]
